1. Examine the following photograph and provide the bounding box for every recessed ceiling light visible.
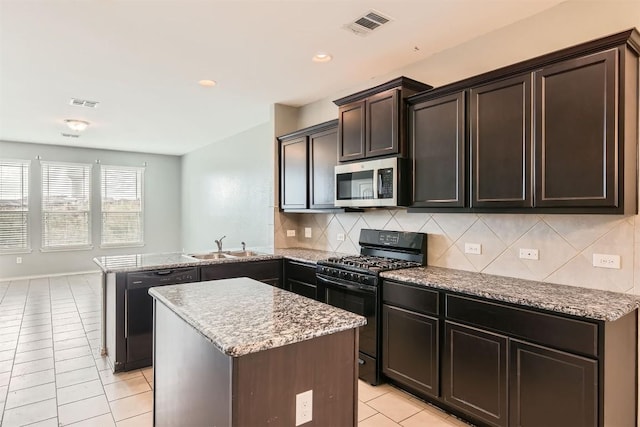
[64,119,90,132]
[312,52,332,63]
[198,79,217,87]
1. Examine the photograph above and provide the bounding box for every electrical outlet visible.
[593,253,621,269]
[464,243,482,255]
[16,257,22,264]
[519,248,539,260]
[286,229,296,237]
[304,227,312,238]
[295,390,313,426]
[337,233,345,242]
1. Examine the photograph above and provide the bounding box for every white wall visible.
[276,1,640,295]
[0,140,182,279]
[181,122,273,253]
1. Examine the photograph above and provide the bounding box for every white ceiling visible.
[0,0,565,155]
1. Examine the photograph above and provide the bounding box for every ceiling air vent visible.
[344,10,393,36]
[61,133,80,138]
[69,98,100,108]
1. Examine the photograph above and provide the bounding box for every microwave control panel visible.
[377,168,394,199]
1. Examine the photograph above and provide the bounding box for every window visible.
[0,159,30,252]
[101,165,144,247]
[41,161,92,250]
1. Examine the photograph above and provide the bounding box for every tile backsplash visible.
[275,209,639,295]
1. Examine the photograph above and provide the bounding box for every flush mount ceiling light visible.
[198,79,217,87]
[64,119,90,132]
[312,52,332,63]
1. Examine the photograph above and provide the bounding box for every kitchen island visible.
[148,277,366,427]
[94,248,346,372]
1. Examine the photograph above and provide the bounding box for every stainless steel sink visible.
[227,250,260,257]
[188,252,232,260]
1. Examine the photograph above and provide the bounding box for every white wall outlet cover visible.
[337,233,345,241]
[286,229,296,237]
[592,253,621,269]
[16,257,22,264]
[304,227,312,238]
[464,243,482,255]
[519,248,539,260]
[295,389,313,426]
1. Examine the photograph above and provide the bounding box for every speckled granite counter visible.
[381,266,640,321]
[94,248,347,273]
[149,277,366,357]
[271,248,347,264]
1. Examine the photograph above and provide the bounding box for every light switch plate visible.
[519,248,539,260]
[304,227,312,238]
[464,243,482,255]
[593,253,621,269]
[295,390,313,426]
[286,229,296,237]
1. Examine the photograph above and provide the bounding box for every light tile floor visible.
[0,273,471,427]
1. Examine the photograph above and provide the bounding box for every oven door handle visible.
[317,275,376,293]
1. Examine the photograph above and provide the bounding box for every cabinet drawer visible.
[446,295,598,357]
[201,260,282,282]
[383,281,439,316]
[285,260,316,284]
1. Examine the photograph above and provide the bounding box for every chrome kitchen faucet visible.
[214,236,226,252]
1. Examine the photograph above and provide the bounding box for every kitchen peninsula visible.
[149,277,366,426]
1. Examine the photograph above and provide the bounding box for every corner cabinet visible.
[408,29,639,214]
[381,279,638,427]
[283,259,323,301]
[278,120,339,211]
[334,77,432,162]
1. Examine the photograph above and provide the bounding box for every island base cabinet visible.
[443,321,508,427]
[382,304,439,398]
[153,301,358,427]
[509,340,597,427]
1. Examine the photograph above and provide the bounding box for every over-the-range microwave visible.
[334,157,409,208]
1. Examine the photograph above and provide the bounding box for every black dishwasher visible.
[125,268,199,368]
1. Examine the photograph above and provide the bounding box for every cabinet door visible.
[366,89,400,158]
[280,137,308,209]
[338,100,366,162]
[510,340,597,427]
[286,279,318,300]
[443,321,508,427]
[471,74,532,208]
[534,48,618,208]
[411,91,466,207]
[382,304,439,398]
[309,126,338,209]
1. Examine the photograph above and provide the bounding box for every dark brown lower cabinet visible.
[443,321,508,427]
[380,280,637,427]
[283,260,322,301]
[200,260,282,288]
[382,304,439,398]
[509,340,597,427]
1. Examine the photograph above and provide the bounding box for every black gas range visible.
[316,229,427,385]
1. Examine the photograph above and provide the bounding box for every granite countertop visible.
[149,277,366,357]
[381,266,640,322]
[94,248,348,273]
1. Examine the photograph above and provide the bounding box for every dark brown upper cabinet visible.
[534,49,618,209]
[408,29,639,214]
[470,74,532,208]
[334,77,432,162]
[410,91,466,208]
[278,120,339,212]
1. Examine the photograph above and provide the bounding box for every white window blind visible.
[0,159,30,252]
[101,165,144,247]
[41,161,92,250]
